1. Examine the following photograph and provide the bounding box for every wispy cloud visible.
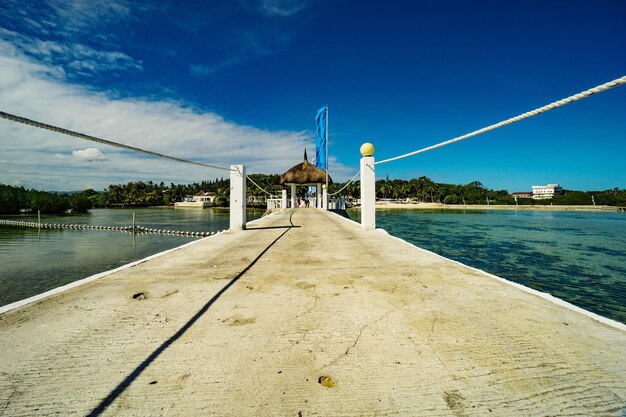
[260,0,308,17]
[44,0,135,32]
[0,0,150,81]
[190,59,240,77]
[189,28,294,77]
[0,0,146,38]
[0,43,352,190]
[0,29,142,78]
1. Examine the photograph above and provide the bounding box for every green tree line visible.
[0,184,91,214]
[95,179,231,207]
[2,176,625,214]
[0,175,277,213]
[328,178,626,207]
[327,178,512,204]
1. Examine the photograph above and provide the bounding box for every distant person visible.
[305,198,310,208]
[297,197,301,208]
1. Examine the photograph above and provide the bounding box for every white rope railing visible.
[246,174,278,197]
[329,170,360,196]
[375,75,626,165]
[0,111,232,171]
[229,165,278,197]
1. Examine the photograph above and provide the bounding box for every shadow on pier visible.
[246,225,300,230]
[86,213,297,417]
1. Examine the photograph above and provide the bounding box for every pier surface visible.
[1,209,624,416]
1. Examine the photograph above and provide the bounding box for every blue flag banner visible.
[315,106,327,170]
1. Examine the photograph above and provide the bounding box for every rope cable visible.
[329,170,360,196]
[246,174,278,197]
[229,165,277,197]
[0,111,232,171]
[375,75,626,165]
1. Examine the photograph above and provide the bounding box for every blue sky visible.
[0,0,624,191]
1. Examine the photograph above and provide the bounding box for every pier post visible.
[315,183,320,208]
[281,190,287,211]
[360,143,375,229]
[322,185,328,210]
[290,184,296,208]
[230,165,247,230]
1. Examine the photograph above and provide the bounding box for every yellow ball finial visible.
[360,142,374,157]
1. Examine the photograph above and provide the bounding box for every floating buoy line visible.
[0,219,220,237]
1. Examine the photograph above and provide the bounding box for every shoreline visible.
[351,202,622,212]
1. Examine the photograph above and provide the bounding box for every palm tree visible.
[425,180,437,202]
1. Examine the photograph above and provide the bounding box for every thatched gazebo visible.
[279,150,332,208]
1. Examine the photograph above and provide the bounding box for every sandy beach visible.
[363,202,622,212]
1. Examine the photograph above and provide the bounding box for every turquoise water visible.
[348,209,626,323]
[0,208,263,307]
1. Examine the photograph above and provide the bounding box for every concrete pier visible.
[0,209,624,416]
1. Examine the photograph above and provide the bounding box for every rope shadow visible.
[246,211,299,231]
[86,213,296,417]
[246,225,300,230]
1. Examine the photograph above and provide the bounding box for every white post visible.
[281,189,287,210]
[359,143,375,229]
[230,165,246,230]
[132,211,136,234]
[38,210,41,229]
[322,185,328,210]
[290,184,296,208]
[316,183,321,208]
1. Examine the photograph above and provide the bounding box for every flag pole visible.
[325,104,329,187]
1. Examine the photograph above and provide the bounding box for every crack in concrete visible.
[348,280,364,303]
[0,388,16,417]
[293,288,319,320]
[426,315,456,380]
[322,314,386,369]
[343,323,369,357]
[277,288,319,354]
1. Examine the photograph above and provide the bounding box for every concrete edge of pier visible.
[326,210,626,332]
[0,214,273,316]
[2,209,624,334]
[0,235,212,316]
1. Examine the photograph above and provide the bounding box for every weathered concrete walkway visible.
[0,209,624,416]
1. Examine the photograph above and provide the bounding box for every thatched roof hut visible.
[279,150,332,185]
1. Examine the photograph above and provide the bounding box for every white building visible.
[191,191,216,204]
[174,191,216,208]
[532,184,563,200]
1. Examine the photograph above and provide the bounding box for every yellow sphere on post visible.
[360,142,375,157]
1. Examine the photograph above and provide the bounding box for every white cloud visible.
[72,148,108,161]
[0,42,354,191]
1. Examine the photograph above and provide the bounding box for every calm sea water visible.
[0,208,263,307]
[348,209,626,323]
